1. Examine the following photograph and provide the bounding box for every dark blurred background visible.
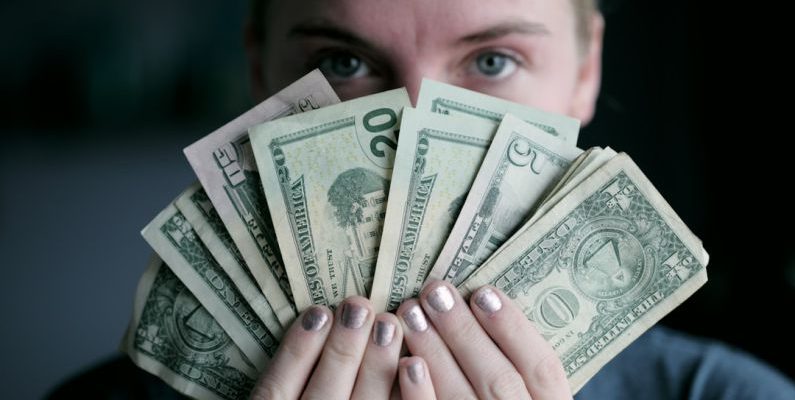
[1,1,793,399]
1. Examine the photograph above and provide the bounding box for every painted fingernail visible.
[407,360,425,384]
[341,302,369,329]
[302,306,328,331]
[402,304,428,332]
[373,320,396,346]
[474,287,502,314]
[427,285,455,313]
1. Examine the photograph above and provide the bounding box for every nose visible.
[405,80,421,107]
[392,63,446,106]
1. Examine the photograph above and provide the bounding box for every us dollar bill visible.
[416,78,580,142]
[250,89,410,311]
[479,148,615,274]
[175,182,285,334]
[121,255,259,400]
[529,147,618,226]
[536,148,595,208]
[428,114,582,286]
[142,198,280,371]
[184,70,340,325]
[459,153,709,392]
[369,108,498,312]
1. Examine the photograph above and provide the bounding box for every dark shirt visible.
[49,326,795,399]
[576,327,795,399]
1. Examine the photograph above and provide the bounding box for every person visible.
[49,0,795,399]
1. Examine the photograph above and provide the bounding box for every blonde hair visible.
[573,0,599,54]
[249,0,600,49]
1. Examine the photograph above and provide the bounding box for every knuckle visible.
[301,393,327,400]
[280,337,307,363]
[532,352,568,389]
[325,336,363,365]
[484,371,528,400]
[357,367,390,388]
[250,375,288,400]
[451,315,494,350]
[415,332,455,361]
[441,392,478,400]
[456,314,483,341]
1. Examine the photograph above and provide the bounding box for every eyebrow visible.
[457,20,550,44]
[287,19,548,52]
[288,21,377,51]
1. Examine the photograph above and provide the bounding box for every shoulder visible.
[47,355,188,399]
[575,326,795,400]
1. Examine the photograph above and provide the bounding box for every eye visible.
[316,51,371,80]
[470,51,519,79]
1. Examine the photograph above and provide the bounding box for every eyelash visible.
[465,48,525,79]
[306,48,379,81]
[305,46,526,83]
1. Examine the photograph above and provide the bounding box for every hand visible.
[396,280,572,400]
[250,296,404,400]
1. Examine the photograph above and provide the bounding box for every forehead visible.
[266,0,576,44]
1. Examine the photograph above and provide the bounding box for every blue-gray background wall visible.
[1,1,793,399]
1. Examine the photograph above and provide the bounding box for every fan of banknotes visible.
[120,70,709,399]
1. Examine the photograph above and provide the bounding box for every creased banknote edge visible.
[174,182,287,337]
[181,70,339,324]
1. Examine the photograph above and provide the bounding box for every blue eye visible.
[473,52,518,78]
[317,53,370,80]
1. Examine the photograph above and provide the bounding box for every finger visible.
[397,299,476,400]
[351,313,403,400]
[420,280,530,400]
[398,356,437,400]
[301,296,375,400]
[470,286,572,400]
[250,306,332,400]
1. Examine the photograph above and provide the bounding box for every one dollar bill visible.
[459,153,708,392]
[121,255,258,400]
[175,182,285,335]
[142,196,280,371]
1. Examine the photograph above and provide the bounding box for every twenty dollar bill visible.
[251,89,410,311]
[369,108,497,312]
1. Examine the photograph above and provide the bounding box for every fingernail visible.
[341,302,369,329]
[474,287,502,314]
[407,360,425,384]
[302,306,328,331]
[402,304,428,332]
[426,285,455,313]
[373,320,396,346]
